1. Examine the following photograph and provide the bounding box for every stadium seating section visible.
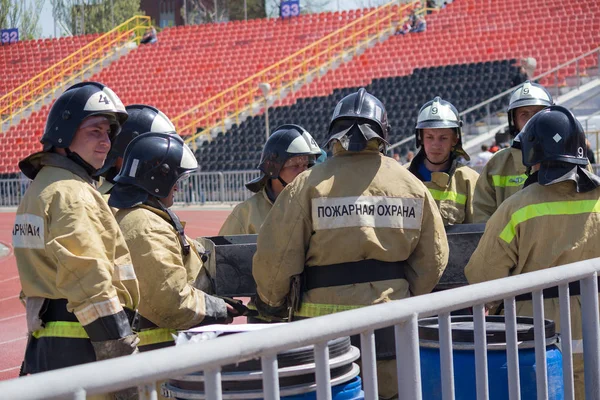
[0,34,100,96]
[0,0,599,176]
[198,60,520,171]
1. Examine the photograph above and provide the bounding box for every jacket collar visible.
[21,152,96,184]
[138,204,187,228]
[408,149,461,187]
[510,147,527,173]
[331,141,382,157]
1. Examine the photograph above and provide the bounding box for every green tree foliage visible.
[228,0,266,21]
[0,0,44,40]
[52,0,142,35]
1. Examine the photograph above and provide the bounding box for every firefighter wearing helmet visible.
[408,96,479,225]
[252,88,448,399]
[466,106,600,400]
[473,81,553,222]
[14,82,139,399]
[109,132,236,351]
[219,124,323,235]
[96,104,176,197]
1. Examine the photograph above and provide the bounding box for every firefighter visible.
[14,82,139,399]
[252,88,449,399]
[96,104,176,196]
[108,132,233,353]
[473,81,553,222]
[408,96,479,225]
[465,105,600,400]
[218,124,322,235]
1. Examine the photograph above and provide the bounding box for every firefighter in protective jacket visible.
[473,81,553,222]
[14,82,139,400]
[465,106,600,400]
[219,124,322,235]
[252,88,448,399]
[109,132,232,352]
[408,97,479,225]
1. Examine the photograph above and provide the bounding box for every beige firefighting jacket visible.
[409,152,479,225]
[473,147,527,222]
[14,153,139,329]
[115,205,210,329]
[466,179,600,345]
[466,179,600,399]
[253,142,449,317]
[218,188,273,235]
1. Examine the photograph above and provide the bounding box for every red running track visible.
[0,209,230,381]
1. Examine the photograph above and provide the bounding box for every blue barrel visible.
[281,377,364,400]
[419,316,564,400]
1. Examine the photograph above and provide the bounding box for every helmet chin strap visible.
[425,154,450,166]
[277,177,288,187]
[147,197,190,256]
[64,148,97,176]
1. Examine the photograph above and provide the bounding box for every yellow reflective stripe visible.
[492,174,527,187]
[428,188,467,205]
[499,200,600,243]
[138,328,176,347]
[295,302,362,318]
[32,321,88,339]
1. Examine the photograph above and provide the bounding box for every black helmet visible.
[96,104,176,180]
[415,96,469,161]
[245,124,322,193]
[507,81,553,137]
[109,132,198,208]
[520,105,588,168]
[42,81,128,151]
[326,88,390,152]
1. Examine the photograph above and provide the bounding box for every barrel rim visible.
[417,315,556,343]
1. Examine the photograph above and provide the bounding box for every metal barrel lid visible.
[418,315,556,344]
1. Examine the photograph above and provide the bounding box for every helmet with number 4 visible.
[19,81,128,179]
[42,81,128,151]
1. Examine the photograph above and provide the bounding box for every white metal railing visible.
[4,165,600,208]
[0,257,599,399]
[0,171,263,207]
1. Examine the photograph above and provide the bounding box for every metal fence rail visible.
[0,257,599,400]
[4,166,600,208]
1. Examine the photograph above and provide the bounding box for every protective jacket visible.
[473,147,527,222]
[218,188,273,235]
[115,204,215,350]
[465,180,600,399]
[253,143,448,399]
[14,152,139,374]
[253,142,448,314]
[408,150,479,225]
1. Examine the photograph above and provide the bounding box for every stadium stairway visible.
[0,8,380,175]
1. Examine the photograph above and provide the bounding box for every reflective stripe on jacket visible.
[466,180,600,344]
[473,147,526,222]
[32,321,175,347]
[408,151,479,225]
